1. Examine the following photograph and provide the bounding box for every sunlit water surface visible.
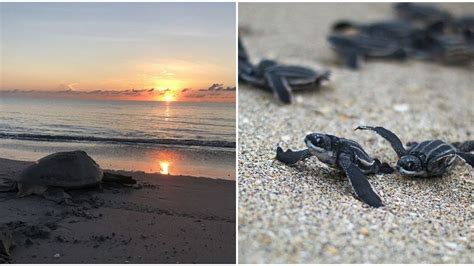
[0,97,235,179]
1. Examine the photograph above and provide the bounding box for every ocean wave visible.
[0,132,236,148]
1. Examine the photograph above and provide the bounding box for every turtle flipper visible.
[359,158,393,175]
[355,126,407,157]
[456,152,474,167]
[43,187,72,204]
[344,51,362,69]
[452,140,474,152]
[338,153,384,208]
[372,159,395,174]
[276,147,312,165]
[16,183,47,198]
[379,162,395,174]
[0,179,16,192]
[0,231,13,263]
[238,39,255,77]
[264,70,293,104]
[103,172,136,184]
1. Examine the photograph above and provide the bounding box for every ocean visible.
[0,96,236,179]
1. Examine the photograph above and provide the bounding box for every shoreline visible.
[0,139,236,180]
[0,133,236,149]
[0,157,236,263]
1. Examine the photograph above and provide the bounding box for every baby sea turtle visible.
[355,126,474,177]
[0,151,136,203]
[327,33,406,69]
[332,20,423,42]
[328,3,474,67]
[331,19,447,60]
[238,38,330,103]
[276,133,393,207]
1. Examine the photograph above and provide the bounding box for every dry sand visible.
[238,3,474,264]
[0,158,235,263]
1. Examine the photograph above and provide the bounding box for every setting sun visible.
[163,93,175,102]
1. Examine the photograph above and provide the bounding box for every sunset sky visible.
[0,3,236,102]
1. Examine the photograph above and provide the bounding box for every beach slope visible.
[0,158,235,263]
[239,2,473,264]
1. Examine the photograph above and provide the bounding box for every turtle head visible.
[332,21,359,35]
[305,133,333,154]
[257,59,277,71]
[397,155,426,176]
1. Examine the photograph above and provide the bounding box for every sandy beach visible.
[238,3,474,264]
[0,157,235,263]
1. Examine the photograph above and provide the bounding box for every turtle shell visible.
[394,3,451,24]
[15,151,103,189]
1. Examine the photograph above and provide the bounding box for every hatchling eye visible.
[407,162,414,169]
[315,137,323,144]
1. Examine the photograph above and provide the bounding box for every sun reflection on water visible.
[160,161,170,175]
[164,102,170,122]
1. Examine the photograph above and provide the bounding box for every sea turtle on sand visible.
[238,38,330,104]
[355,126,474,177]
[0,151,135,203]
[276,133,393,208]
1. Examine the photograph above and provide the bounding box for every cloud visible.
[208,83,224,91]
[0,87,151,98]
[1,82,235,101]
[183,83,236,99]
[57,83,77,91]
[196,84,236,92]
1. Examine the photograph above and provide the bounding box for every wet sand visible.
[0,139,236,180]
[0,158,235,263]
[238,3,474,264]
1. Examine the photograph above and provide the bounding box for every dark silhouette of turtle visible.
[328,3,474,68]
[0,231,12,263]
[238,39,255,78]
[355,126,474,177]
[394,3,452,25]
[331,19,449,59]
[332,20,418,40]
[238,38,330,104]
[276,132,393,207]
[454,16,474,42]
[0,151,136,203]
[431,34,474,63]
[327,33,407,69]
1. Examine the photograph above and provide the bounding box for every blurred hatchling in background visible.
[328,3,474,69]
[238,39,330,104]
